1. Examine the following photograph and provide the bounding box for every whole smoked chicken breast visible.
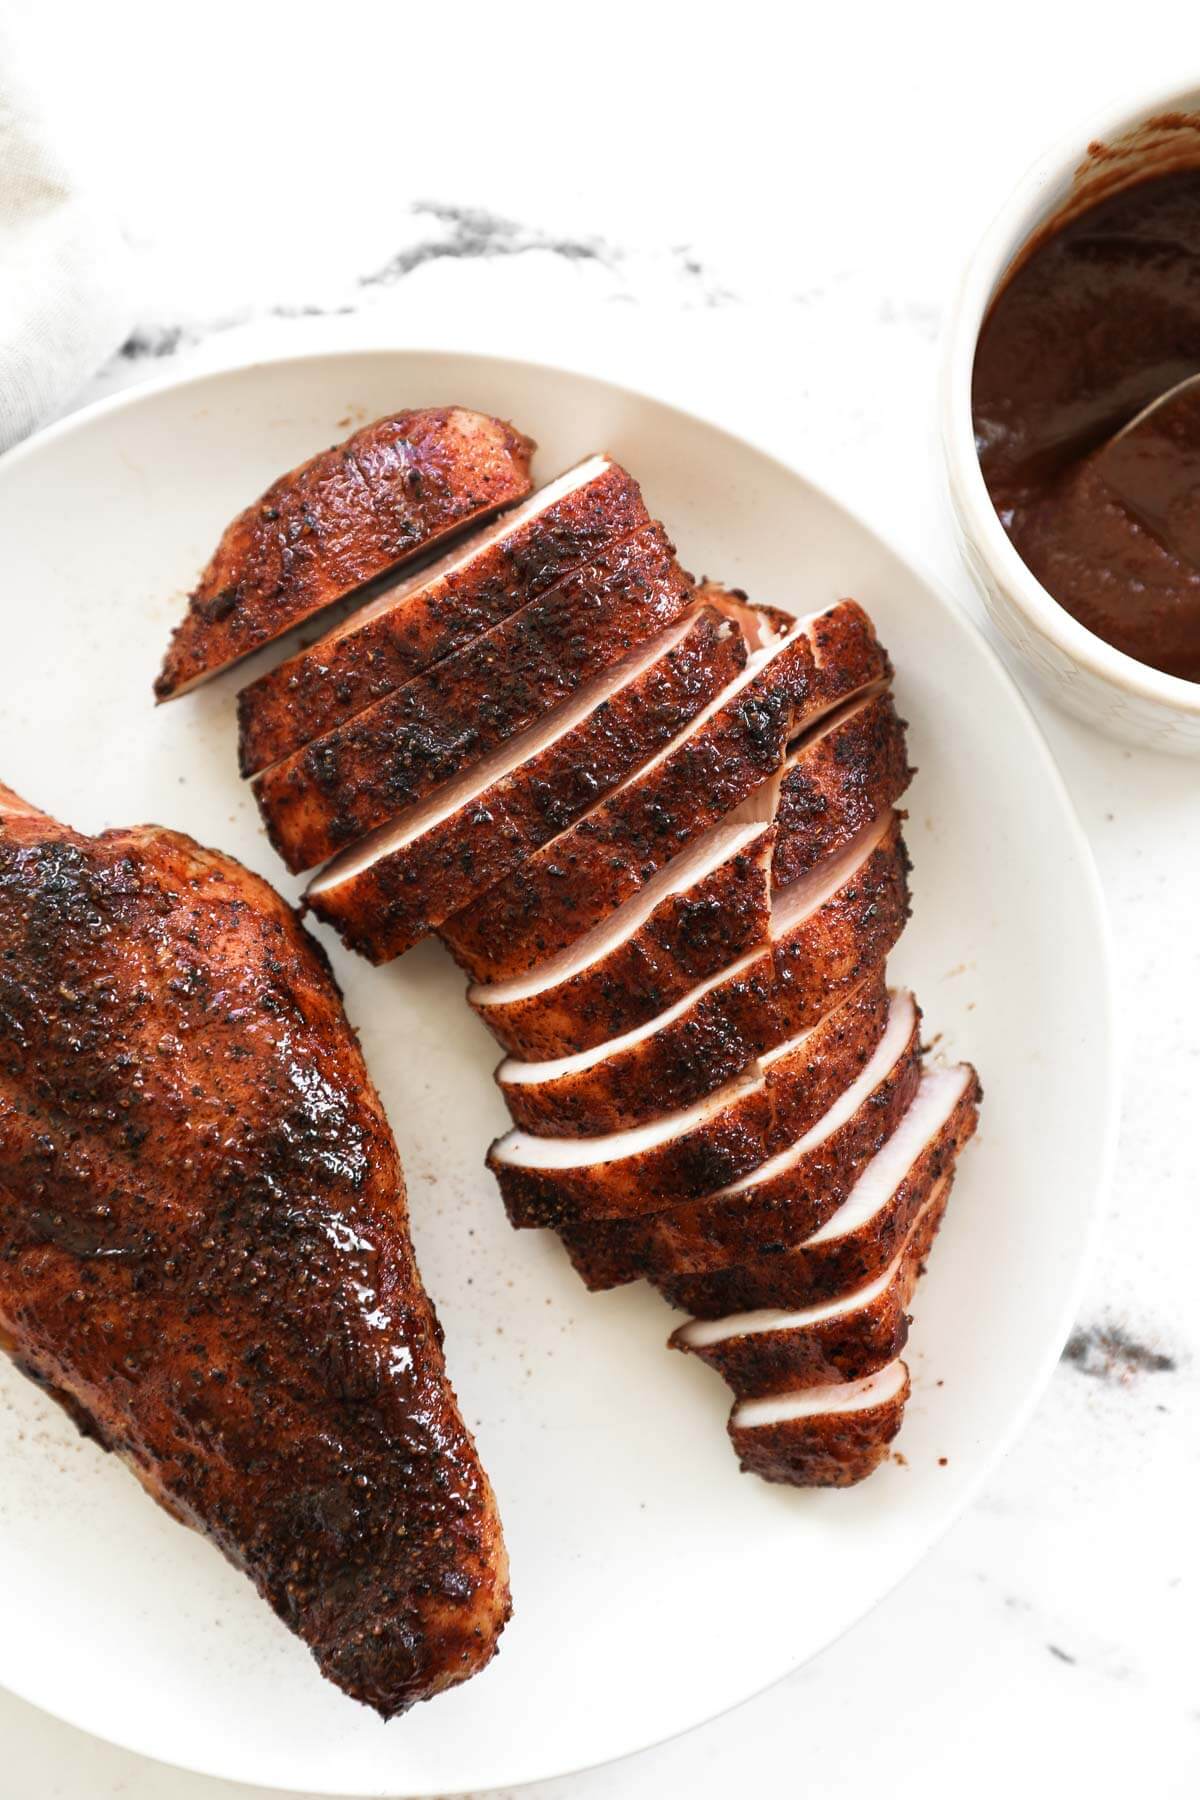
[0,785,508,1716]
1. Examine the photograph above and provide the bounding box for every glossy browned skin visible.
[306,609,747,963]
[441,602,889,984]
[729,1369,910,1486]
[652,1071,981,1318]
[236,458,650,775]
[772,688,913,886]
[495,812,910,1136]
[556,1005,921,1279]
[670,1174,954,1397]
[253,523,694,873]
[470,828,776,1063]
[494,977,899,1232]
[156,408,535,700]
[0,786,508,1716]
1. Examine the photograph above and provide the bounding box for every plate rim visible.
[0,340,1119,1795]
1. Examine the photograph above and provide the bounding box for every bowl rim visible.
[941,76,1200,719]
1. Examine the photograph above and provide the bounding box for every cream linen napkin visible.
[0,32,131,451]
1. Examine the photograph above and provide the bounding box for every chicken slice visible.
[305,606,746,960]
[496,810,908,1135]
[729,1359,911,1486]
[468,796,778,1062]
[670,1171,954,1394]
[654,1060,981,1317]
[492,984,915,1232]
[440,600,889,984]
[238,454,647,774]
[0,783,507,1717]
[156,407,534,699]
[253,521,694,872]
[771,685,913,884]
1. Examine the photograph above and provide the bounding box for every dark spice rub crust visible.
[0,784,508,1717]
[554,997,921,1272]
[495,810,910,1136]
[237,456,648,776]
[492,974,893,1229]
[156,407,534,700]
[772,687,913,886]
[469,827,775,1063]
[653,1067,981,1317]
[670,1173,955,1398]
[729,1368,911,1486]
[253,522,694,873]
[306,608,746,962]
[441,602,888,985]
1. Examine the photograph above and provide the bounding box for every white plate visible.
[0,349,1115,1796]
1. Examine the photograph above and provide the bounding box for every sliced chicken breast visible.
[556,991,921,1276]
[468,799,778,1063]
[157,407,534,700]
[496,811,908,1135]
[253,522,694,873]
[654,1060,981,1317]
[306,607,746,960]
[492,982,913,1232]
[465,676,905,1061]
[441,600,889,984]
[237,455,649,775]
[729,1359,911,1486]
[670,1171,953,1395]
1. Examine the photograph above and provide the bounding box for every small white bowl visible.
[942,84,1200,754]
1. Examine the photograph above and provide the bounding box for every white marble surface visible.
[1,2,1198,1793]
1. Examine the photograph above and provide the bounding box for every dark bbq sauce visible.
[972,166,1200,681]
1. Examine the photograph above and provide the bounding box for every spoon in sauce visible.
[1092,372,1200,571]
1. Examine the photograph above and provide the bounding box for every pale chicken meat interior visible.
[733,1358,910,1429]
